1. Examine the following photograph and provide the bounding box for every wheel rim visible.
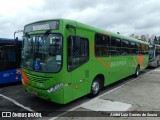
[92,81,100,95]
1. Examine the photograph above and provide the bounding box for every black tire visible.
[135,65,140,77]
[156,61,158,68]
[89,78,101,97]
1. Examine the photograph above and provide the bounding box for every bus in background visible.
[21,19,149,104]
[149,44,160,67]
[0,38,22,84]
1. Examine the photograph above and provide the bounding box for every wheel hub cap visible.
[92,81,100,94]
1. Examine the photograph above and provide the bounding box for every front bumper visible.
[149,61,157,67]
[23,83,64,104]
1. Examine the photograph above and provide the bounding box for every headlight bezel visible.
[47,83,64,93]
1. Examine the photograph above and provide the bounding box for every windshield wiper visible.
[35,30,51,53]
[42,30,51,40]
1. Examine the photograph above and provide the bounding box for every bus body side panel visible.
[107,56,129,84]
[0,69,21,84]
[69,28,93,100]
[23,82,64,104]
[63,26,74,104]
[143,55,149,70]
[22,65,74,104]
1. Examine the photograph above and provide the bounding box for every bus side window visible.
[67,36,89,71]
[0,48,7,64]
[157,46,160,56]
[121,39,129,55]
[95,33,110,57]
[110,37,121,56]
[139,44,143,55]
[136,43,141,54]
[146,45,149,55]
[116,38,121,55]
[7,48,16,63]
[141,44,148,55]
[130,42,136,55]
[143,45,148,55]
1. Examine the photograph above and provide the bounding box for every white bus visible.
[149,44,160,67]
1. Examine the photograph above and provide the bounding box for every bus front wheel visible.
[89,78,101,97]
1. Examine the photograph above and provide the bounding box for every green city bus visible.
[22,19,149,104]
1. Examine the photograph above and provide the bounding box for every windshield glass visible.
[22,33,62,72]
[149,45,155,59]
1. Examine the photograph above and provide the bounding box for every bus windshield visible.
[149,45,155,60]
[22,33,62,73]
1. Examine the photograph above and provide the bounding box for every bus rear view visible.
[0,39,21,84]
[149,44,160,67]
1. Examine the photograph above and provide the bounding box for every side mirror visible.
[66,24,70,29]
[66,24,75,29]
[15,37,18,41]
[66,24,76,35]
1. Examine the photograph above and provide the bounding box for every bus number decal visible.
[3,73,9,77]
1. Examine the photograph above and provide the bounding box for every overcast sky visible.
[0,0,160,39]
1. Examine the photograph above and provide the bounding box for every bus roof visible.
[25,18,149,45]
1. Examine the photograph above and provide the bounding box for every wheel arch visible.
[92,74,105,89]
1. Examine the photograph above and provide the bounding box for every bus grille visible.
[25,73,51,83]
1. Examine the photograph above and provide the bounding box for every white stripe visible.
[81,99,132,111]
[0,94,35,112]
[153,69,160,72]
[49,69,154,120]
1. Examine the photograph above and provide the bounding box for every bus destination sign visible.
[33,24,50,31]
[24,21,59,32]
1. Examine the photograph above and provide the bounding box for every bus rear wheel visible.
[89,78,101,97]
[156,61,158,68]
[135,65,140,77]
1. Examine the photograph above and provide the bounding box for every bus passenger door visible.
[67,35,89,100]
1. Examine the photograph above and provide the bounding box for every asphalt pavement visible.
[0,67,160,120]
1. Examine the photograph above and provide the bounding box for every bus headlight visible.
[47,83,64,93]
